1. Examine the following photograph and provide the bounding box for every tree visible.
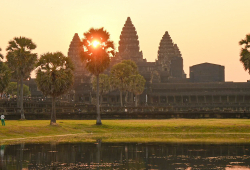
[81,28,115,125]
[4,82,31,97]
[121,60,138,103]
[6,37,37,119]
[110,60,138,106]
[0,48,11,98]
[92,74,110,105]
[110,63,131,106]
[0,48,3,59]
[128,74,146,107]
[36,52,74,125]
[121,60,138,73]
[4,82,16,97]
[0,63,11,97]
[6,52,28,109]
[239,34,250,73]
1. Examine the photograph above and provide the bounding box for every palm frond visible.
[81,28,115,76]
[36,52,74,97]
[239,34,250,74]
[0,48,3,59]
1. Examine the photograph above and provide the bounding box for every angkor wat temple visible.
[29,17,250,112]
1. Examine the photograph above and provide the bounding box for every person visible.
[1,114,5,126]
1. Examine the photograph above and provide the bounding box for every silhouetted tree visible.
[239,34,250,73]
[110,63,132,106]
[6,37,37,119]
[36,52,74,125]
[110,60,138,106]
[0,48,11,97]
[0,63,11,97]
[121,60,138,73]
[0,48,3,59]
[5,82,31,97]
[81,28,115,125]
[128,74,146,106]
[6,52,31,107]
[121,60,138,103]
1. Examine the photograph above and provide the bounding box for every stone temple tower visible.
[157,31,185,78]
[173,44,182,58]
[68,33,92,102]
[157,31,176,71]
[116,17,144,63]
[68,33,91,83]
[68,33,83,76]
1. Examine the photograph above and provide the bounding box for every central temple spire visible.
[117,17,144,63]
[157,31,185,78]
[157,31,176,62]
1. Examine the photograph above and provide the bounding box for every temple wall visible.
[190,63,225,82]
[2,106,250,120]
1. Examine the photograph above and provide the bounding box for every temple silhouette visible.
[69,17,188,85]
[28,17,250,112]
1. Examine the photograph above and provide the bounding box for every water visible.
[1,142,250,170]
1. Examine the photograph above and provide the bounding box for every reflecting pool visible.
[1,142,250,169]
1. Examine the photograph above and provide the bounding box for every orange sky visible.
[1,0,250,82]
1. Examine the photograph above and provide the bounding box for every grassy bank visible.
[1,119,250,145]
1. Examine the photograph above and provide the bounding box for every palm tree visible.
[128,74,146,107]
[81,28,115,125]
[36,52,74,125]
[6,37,37,119]
[0,48,3,59]
[239,34,250,73]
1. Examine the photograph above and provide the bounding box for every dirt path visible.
[2,133,87,141]
[2,132,250,142]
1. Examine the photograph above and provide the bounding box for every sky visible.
[1,0,250,82]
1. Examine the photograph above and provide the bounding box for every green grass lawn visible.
[1,119,250,144]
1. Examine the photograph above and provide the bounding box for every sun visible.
[92,40,100,48]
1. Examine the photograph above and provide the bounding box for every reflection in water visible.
[1,142,250,169]
[0,145,5,166]
[226,166,250,170]
[0,145,4,158]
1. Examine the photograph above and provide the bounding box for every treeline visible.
[0,27,145,125]
[93,60,145,107]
